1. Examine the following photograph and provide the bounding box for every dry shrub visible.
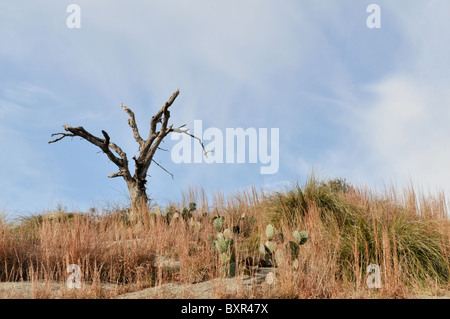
[0,177,448,299]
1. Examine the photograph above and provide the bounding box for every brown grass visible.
[0,178,449,298]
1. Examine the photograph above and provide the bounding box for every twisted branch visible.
[121,103,144,147]
[49,89,208,204]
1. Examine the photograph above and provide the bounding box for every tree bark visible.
[127,180,149,211]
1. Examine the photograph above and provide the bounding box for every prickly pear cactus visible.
[165,205,179,224]
[261,224,309,268]
[188,202,197,212]
[213,217,224,232]
[274,232,285,244]
[181,207,192,220]
[214,232,234,254]
[293,230,309,245]
[223,228,232,239]
[287,241,300,260]
[264,240,277,254]
[228,262,236,277]
[274,249,286,266]
[266,224,275,240]
[189,218,201,231]
[259,242,267,255]
[212,226,236,278]
[149,206,162,217]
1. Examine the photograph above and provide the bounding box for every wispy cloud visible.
[1,1,449,216]
[351,2,450,193]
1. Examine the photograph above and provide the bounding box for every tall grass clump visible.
[1,208,158,293]
[265,176,449,295]
[0,177,448,299]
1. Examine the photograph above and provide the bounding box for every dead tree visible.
[49,89,206,216]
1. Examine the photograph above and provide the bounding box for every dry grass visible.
[0,177,449,299]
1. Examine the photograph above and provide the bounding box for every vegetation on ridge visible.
[0,176,448,298]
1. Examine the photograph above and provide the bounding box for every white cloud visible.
[3,0,450,215]
[356,1,450,194]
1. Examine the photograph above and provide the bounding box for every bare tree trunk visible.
[127,180,149,213]
[49,89,208,220]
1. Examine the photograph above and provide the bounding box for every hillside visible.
[1,177,449,299]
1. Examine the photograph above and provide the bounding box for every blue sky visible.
[1,1,450,217]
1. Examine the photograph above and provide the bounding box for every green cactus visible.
[188,202,197,212]
[264,240,277,254]
[165,205,178,223]
[149,206,162,217]
[219,253,236,277]
[293,230,309,245]
[213,236,236,277]
[166,205,176,214]
[287,241,300,260]
[181,207,191,221]
[261,224,277,266]
[212,219,237,277]
[274,249,286,266]
[220,252,231,264]
[223,228,232,239]
[274,232,285,244]
[266,224,275,240]
[214,232,234,254]
[208,233,215,246]
[189,218,201,231]
[261,225,309,268]
[228,262,236,277]
[213,217,224,232]
[259,242,267,255]
[181,202,197,220]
